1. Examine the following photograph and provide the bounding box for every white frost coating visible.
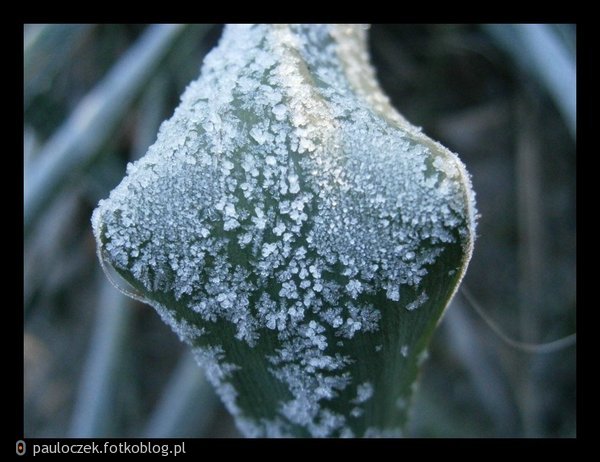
[92,24,476,437]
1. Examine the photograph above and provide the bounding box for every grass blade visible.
[483,24,576,137]
[143,352,219,438]
[68,275,131,437]
[24,24,185,230]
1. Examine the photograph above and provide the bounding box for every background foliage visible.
[24,24,576,438]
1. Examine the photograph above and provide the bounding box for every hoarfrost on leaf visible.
[92,24,476,438]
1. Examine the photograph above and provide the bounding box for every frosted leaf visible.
[92,24,476,438]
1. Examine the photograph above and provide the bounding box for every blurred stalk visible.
[515,96,544,436]
[131,73,169,161]
[24,187,80,312]
[484,24,576,138]
[132,24,214,161]
[516,98,543,346]
[143,352,219,438]
[166,25,216,90]
[24,127,38,173]
[407,379,489,437]
[24,24,93,107]
[24,24,185,231]
[68,273,132,437]
[443,298,518,435]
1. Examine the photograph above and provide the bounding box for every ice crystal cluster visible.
[92,24,476,437]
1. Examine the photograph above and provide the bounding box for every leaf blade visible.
[93,24,476,437]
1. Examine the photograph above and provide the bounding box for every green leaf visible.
[92,24,476,437]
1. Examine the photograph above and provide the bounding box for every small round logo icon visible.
[16,440,26,456]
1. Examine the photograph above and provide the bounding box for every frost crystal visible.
[92,24,476,437]
[406,292,429,311]
[400,345,409,358]
[353,382,374,404]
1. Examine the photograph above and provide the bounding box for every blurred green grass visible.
[23,24,576,438]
